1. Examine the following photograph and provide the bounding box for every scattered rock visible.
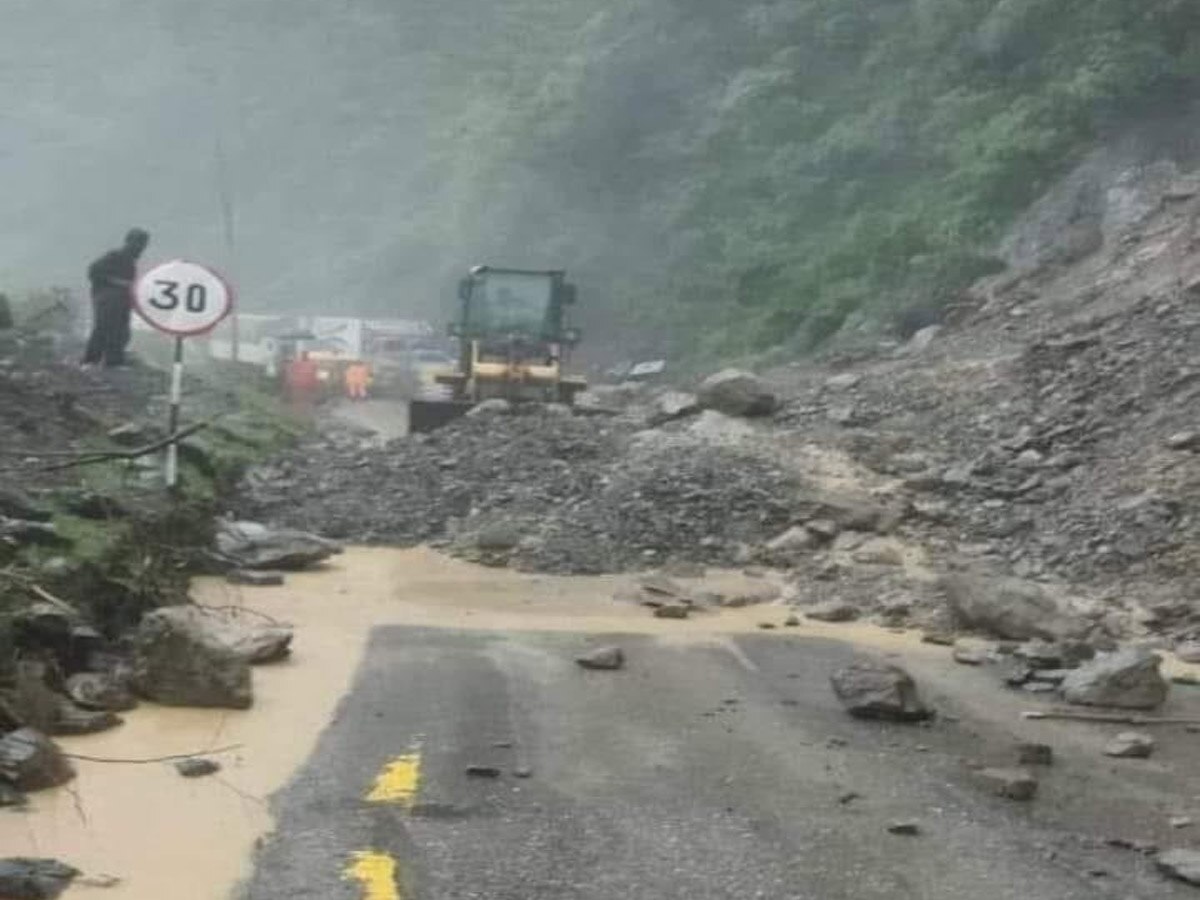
[886,821,921,836]
[1165,431,1200,451]
[0,858,79,900]
[225,570,285,587]
[0,729,74,791]
[1060,648,1168,710]
[805,601,859,623]
[837,791,860,805]
[1016,742,1054,766]
[974,767,1038,801]
[512,766,534,779]
[696,369,778,417]
[638,574,687,598]
[1158,849,1200,886]
[465,398,511,417]
[131,607,253,709]
[465,765,501,778]
[825,373,862,391]
[1103,732,1155,759]
[921,632,956,647]
[1175,641,1200,664]
[647,390,699,425]
[829,657,932,722]
[653,603,690,620]
[1171,817,1194,829]
[784,614,801,627]
[215,520,341,571]
[952,642,988,666]
[576,646,624,671]
[175,757,221,778]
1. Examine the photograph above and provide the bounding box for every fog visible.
[2,0,475,318]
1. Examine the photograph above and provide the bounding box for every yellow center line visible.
[366,750,422,806]
[343,851,402,900]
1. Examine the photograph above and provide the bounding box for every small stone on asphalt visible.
[887,820,920,836]
[465,765,502,778]
[175,758,221,778]
[1103,732,1155,758]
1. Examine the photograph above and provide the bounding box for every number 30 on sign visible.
[135,260,233,336]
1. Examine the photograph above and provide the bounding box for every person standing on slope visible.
[82,227,150,367]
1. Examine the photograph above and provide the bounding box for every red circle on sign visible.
[134,259,235,337]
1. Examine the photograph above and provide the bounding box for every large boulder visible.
[829,657,931,721]
[215,520,341,571]
[0,728,74,791]
[131,607,253,709]
[941,575,1079,641]
[1060,647,1168,710]
[696,369,778,417]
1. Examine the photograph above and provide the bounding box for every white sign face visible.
[135,260,233,336]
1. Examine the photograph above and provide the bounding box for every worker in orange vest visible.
[344,360,372,401]
[284,351,321,412]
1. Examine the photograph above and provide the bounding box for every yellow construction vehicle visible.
[409,266,587,431]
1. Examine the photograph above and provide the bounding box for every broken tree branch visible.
[37,418,216,472]
[1023,710,1200,726]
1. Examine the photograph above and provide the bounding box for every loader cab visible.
[453,267,579,348]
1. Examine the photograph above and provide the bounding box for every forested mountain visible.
[5,1,1200,356]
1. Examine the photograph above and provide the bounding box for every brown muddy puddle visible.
[4,546,1193,898]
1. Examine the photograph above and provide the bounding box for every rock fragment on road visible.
[175,757,221,778]
[1016,742,1054,766]
[696,369,778,417]
[1103,732,1155,759]
[887,820,921,836]
[1060,648,1168,710]
[576,647,625,671]
[829,657,932,721]
[974,767,1038,801]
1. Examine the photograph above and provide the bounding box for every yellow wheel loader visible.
[409,266,588,432]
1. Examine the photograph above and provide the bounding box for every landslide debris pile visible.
[238,408,806,573]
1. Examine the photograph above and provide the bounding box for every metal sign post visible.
[134,259,234,489]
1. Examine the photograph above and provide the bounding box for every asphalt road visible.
[239,626,1191,900]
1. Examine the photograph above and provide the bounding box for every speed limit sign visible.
[135,259,233,335]
[134,259,235,490]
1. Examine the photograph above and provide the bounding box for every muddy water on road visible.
[5,546,1189,898]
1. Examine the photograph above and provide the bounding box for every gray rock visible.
[974,767,1038,801]
[472,521,523,551]
[825,373,861,391]
[942,574,1079,641]
[829,657,931,722]
[805,602,860,623]
[1158,849,1200,886]
[215,520,341,571]
[65,672,136,713]
[647,390,699,425]
[175,757,221,778]
[1103,732,1155,759]
[466,398,512,417]
[220,624,294,665]
[637,574,687,598]
[0,858,79,899]
[1166,431,1200,451]
[1060,648,1168,710]
[131,607,253,709]
[763,526,818,562]
[225,570,285,587]
[0,729,74,791]
[696,369,778,417]
[886,820,920,836]
[1016,742,1053,766]
[465,764,501,778]
[784,614,801,627]
[653,603,690,620]
[952,643,988,666]
[576,646,624,671]
[1175,641,1200,664]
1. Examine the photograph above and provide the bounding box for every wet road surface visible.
[240,625,1189,900]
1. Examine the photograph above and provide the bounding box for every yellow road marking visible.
[343,851,401,900]
[366,751,422,806]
